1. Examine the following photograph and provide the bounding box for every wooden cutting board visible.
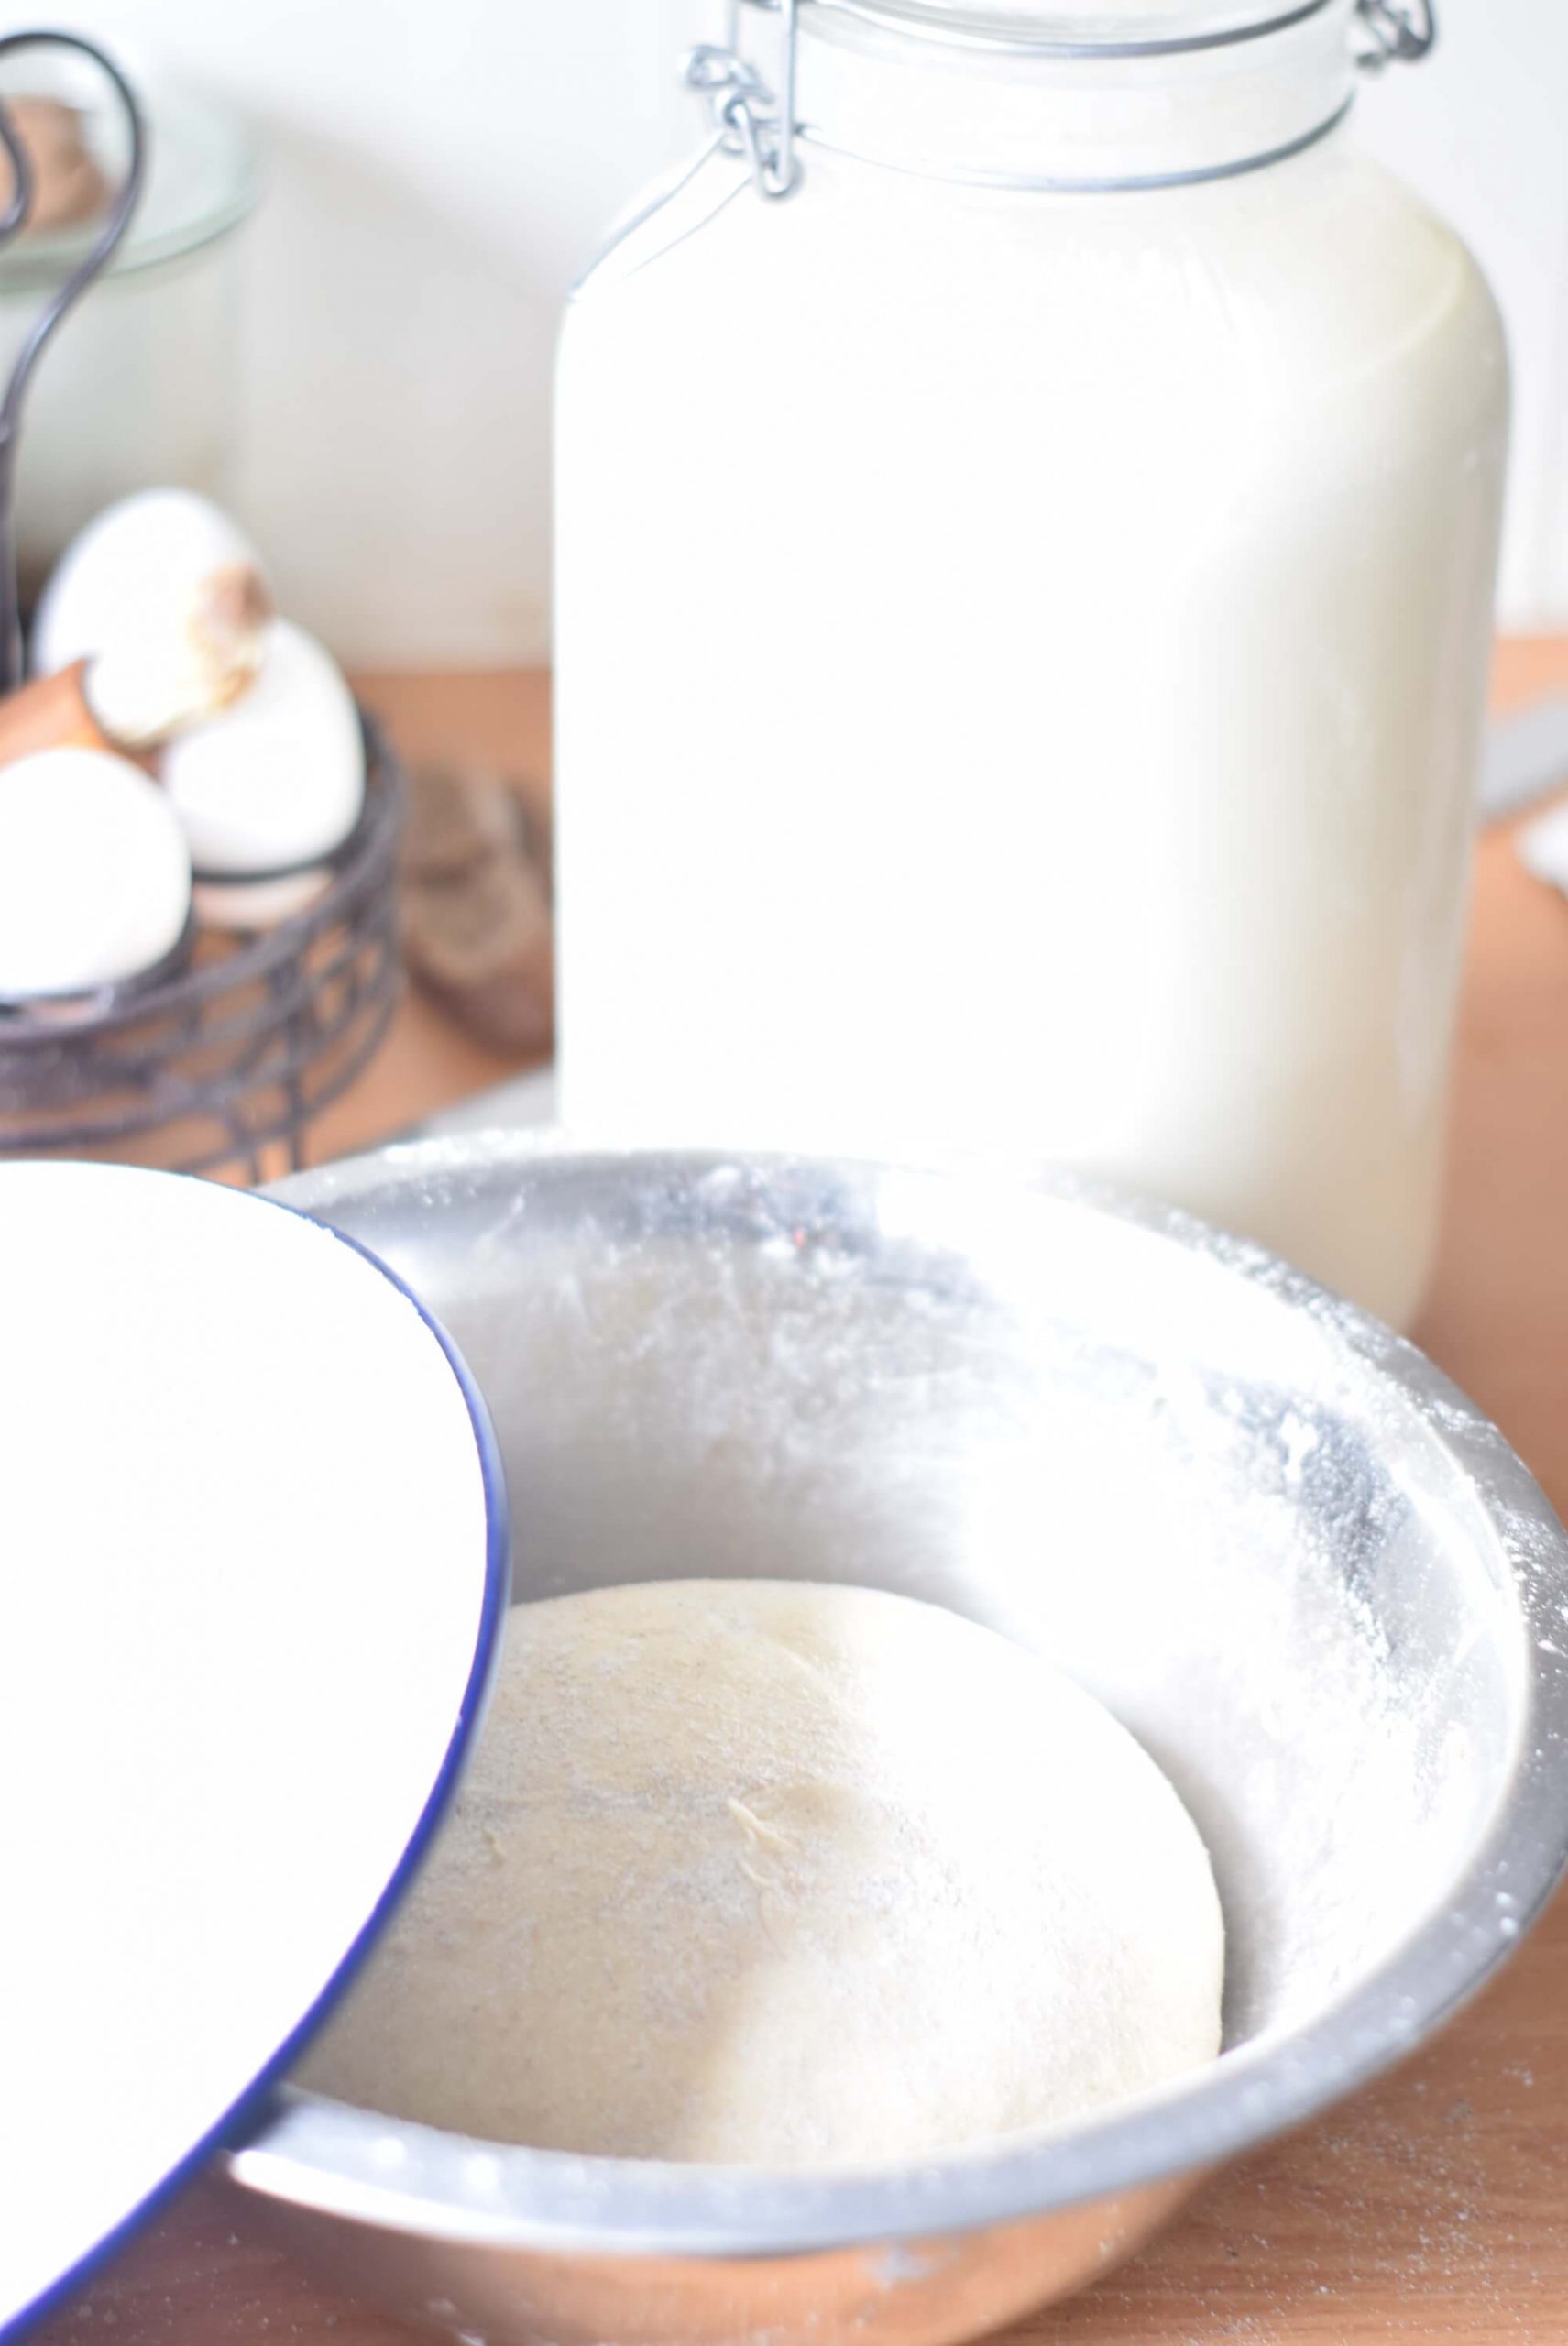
[38,647,1568,2346]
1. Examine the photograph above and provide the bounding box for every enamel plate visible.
[0,1162,509,2338]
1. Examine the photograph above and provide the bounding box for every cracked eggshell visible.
[160,620,366,931]
[31,488,273,748]
[0,748,192,999]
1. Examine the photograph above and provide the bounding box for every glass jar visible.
[0,68,260,602]
[555,0,1506,1329]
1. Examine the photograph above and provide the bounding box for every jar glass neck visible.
[740,0,1360,191]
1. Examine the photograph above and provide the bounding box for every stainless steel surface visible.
[1519,799,1568,901]
[1483,696,1568,822]
[399,1065,556,1144]
[235,1138,1568,2346]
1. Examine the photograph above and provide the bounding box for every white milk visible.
[555,0,1507,1329]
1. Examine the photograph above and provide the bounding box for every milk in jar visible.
[555,0,1507,1329]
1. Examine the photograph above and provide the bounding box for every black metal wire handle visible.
[0,31,147,694]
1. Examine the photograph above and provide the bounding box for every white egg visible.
[31,488,273,749]
[0,749,192,999]
[160,619,366,915]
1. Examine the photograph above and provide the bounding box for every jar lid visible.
[0,78,260,293]
[808,0,1340,49]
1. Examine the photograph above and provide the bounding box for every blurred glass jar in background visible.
[0,61,259,606]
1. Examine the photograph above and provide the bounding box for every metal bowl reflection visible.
[230,1138,1568,2346]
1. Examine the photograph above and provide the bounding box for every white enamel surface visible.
[0,1163,499,2337]
[0,749,192,996]
[161,619,366,873]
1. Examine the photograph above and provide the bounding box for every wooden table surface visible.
[40,648,1568,2346]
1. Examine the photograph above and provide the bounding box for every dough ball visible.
[303,1580,1223,2167]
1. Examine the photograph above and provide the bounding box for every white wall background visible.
[3,0,1565,665]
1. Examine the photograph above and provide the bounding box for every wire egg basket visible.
[0,34,402,1183]
[0,721,402,1183]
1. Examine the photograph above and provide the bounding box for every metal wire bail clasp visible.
[1354,0,1437,71]
[684,0,803,200]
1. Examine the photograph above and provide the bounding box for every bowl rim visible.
[228,1137,1568,2258]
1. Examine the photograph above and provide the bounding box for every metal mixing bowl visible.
[229,1138,1568,2346]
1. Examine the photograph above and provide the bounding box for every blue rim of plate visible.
[3,1178,512,2344]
